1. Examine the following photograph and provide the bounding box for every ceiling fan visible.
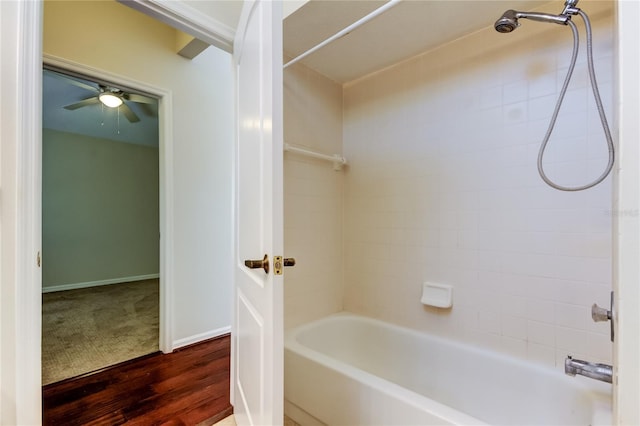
[60,74,155,123]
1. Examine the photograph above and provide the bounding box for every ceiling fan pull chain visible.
[117,107,120,134]
[101,102,104,126]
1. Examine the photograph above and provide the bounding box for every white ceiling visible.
[154,0,550,85]
[43,69,159,147]
[284,0,548,84]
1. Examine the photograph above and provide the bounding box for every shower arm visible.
[515,11,570,26]
[518,0,581,26]
[521,0,581,25]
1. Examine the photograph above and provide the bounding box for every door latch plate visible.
[274,256,283,275]
[274,256,295,275]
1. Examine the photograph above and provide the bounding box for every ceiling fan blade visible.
[137,103,157,117]
[63,97,100,110]
[50,72,99,93]
[120,102,140,123]
[125,93,155,104]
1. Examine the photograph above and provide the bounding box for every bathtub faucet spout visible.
[564,356,612,383]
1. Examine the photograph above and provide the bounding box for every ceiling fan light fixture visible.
[99,92,123,108]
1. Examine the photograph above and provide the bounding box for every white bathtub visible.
[284,313,611,426]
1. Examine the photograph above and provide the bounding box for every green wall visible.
[42,128,159,290]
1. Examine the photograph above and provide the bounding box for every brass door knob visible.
[244,254,269,274]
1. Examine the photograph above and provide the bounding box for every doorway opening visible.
[41,66,162,384]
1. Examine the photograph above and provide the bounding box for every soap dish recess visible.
[421,282,453,308]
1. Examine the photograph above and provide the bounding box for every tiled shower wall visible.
[342,1,614,368]
[283,62,344,329]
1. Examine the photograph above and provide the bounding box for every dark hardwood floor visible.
[43,335,233,426]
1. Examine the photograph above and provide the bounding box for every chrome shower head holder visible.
[562,0,581,16]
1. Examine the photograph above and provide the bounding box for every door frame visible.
[613,1,640,424]
[42,54,175,355]
[2,2,232,424]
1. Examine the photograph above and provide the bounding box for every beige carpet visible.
[42,279,159,385]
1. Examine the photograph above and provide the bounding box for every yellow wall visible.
[43,0,234,344]
[44,1,175,75]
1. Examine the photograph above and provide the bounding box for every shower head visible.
[494,9,571,33]
[495,10,519,33]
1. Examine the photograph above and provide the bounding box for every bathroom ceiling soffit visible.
[283,0,548,84]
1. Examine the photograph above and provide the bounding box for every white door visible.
[232,1,284,425]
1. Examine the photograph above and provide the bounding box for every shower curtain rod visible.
[284,143,348,171]
[283,0,403,69]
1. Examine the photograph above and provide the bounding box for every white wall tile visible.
[502,315,528,340]
[527,342,556,367]
[501,336,528,359]
[526,299,556,324]
[528,320,556,346]
[341,2,613,365]
[529,94,558,121]
[503,80,529,105]
[501,293,527,318]
[283,63,344,329]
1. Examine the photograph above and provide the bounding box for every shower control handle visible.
[591,303,610,322]
[591,291,614,342]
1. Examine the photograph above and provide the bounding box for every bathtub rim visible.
[286,328,486,425]
[284,312,612,425]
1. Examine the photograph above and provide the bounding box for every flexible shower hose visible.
[537,9,614,191]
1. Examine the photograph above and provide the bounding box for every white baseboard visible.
[172,326,231,351]
[42,274,160,293]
